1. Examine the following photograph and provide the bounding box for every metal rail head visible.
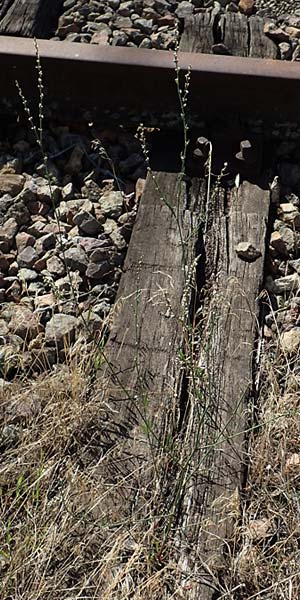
[0,36,300,121]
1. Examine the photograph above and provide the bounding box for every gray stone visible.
[292,45,300,61]
[0,305,16,322]
[73,210,103,235]
[175,1,194,18]
[58,198,92,223]
[57,21,81,37]
[111,30,129,45]
[281,328,300,354]
[267,273,300,294]
[91,30,110,43]
[0,237,10,253]
[17,246,38,268]
[0,174,25,197]
[113,15,132,28]
[46,255,66,276]
[77,235,111,254]
[285,16,300,28]
[35,233,56,255]
[81,179,102,202]
[86,261,111,280]
[90,248,111,262]
[154,0,171,11]
[92,205,106,223]
[18,268,38,282]
[118,0,135,15]
[134,18,154,34]
[36,183,61,206]
[212,43,231,55]
[5,279,21,300]
[82,21,110,34]
[278,225,296,254]
[139,37,152,48]
[0,157,22,175]
[27,221,46,238]
[279,42,292,60]
[34,292,56,310]
[55,272,83,294]
[278,203,300,228]
[103,219,118,235]
[45,313,79,347]
[0,424,20,448]
[130,29,145,44]
[109,228,127,250]
[64,246,88,273]
[92,300,111,317]
[0,218,18,245]
[288,193,300,207]
[9,305,43,341]
[99,191,123,218]
[62,182,74,200]
[96,12,114,24]
[17,179,36,204]
[28,282,45,295]
[6,200,30,226]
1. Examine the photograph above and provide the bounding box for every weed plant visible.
[1,37,298,600]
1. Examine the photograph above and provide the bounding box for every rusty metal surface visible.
[0,36,300,121]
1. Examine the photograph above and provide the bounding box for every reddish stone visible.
[16,231,35,253]
[238,0,255,15]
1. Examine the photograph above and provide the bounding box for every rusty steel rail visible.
[0,36,300,122]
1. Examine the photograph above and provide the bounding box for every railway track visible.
[0,36,300,121]
[1,8,300,600]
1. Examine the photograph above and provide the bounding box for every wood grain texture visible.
[0,0,63,37]
[222,12,248,56]
[178,180,270,598]
[249,15,278,59]
[181,11,277,60]
[180,13,215,53]
[93,172,199,523]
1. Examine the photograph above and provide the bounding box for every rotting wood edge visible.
[177,179,270,599]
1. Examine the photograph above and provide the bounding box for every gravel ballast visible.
[0,119,146,377]
[51,0,300,60]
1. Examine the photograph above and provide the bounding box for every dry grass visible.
[221,298,300,600]
[2,266,300,599]
[0,337,190,600]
